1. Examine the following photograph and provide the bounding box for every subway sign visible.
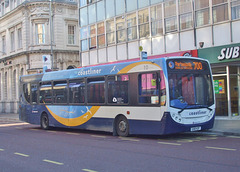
[198,43,240,64]
[218,46,240,61]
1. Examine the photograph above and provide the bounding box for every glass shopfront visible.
[199,43,240,118]
[212,66,240,117]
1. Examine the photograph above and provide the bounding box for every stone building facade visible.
[0,0,79,113]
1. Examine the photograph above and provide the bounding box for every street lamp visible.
[49,0,54,70]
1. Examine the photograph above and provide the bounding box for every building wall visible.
[78,0,240,66]
[0,0,79,113]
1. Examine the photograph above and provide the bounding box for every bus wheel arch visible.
[114,115,129,137]
[40,112,50,130]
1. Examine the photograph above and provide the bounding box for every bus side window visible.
[87,77,105,104]
[69,79,85,104]
[39,81,52,104]
[31,83,38,104]
[53,80,67,104]
[160,70,166,106]
[107,75,129,104]
[138,72,159,105]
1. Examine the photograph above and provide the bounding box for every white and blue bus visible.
[19,57,215,136]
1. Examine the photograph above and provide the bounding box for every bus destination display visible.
[168,60,204,71]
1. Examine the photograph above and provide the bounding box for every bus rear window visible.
[23,83,31,103]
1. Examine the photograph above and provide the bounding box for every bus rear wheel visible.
[41,113,49,130]
[116,116,129,137]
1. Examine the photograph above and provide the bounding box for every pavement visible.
[0,113,240,136]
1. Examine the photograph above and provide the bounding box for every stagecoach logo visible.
[168,61,175,69]
[189,110,207,116]
[78,68,102,76]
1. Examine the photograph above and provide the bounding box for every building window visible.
[151,0,163,5]
[88,4,96,24]
[212,0,229,23]
[11,31,15,52]
[80,26,88,51]
[97,22,105,48]
[106,19,115,45]
[127,13,137,41]
[97,0,105,22]
[139,0,149,9]
[1,3,4,15]
[17,28,22,49]
[116,0,125,15]
[80,0,87,7]
[151,5,163,36]
[68,25,75,45]
[116,16,126,43]
[80,6,88,27]
[179,0,193,30]
[164,0,177,33]
[36,24,45,44]
[195,0,210,27]
[231,0,240,20]
[89,24,96,49]
[106,0,115,19]
[126,0,137,12]
[138,9,150,38]
[2,36,6,54]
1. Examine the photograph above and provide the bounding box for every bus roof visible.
[20,56,206,82]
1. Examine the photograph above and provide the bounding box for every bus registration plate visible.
[190,126,201,132]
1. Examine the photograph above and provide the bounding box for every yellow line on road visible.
[119,137,140,142]
[82,169,98,172]
[158,142,182,146]
[0,148,4,151]
[91,135,106,138]
[47,131,57,133]
[66,132,80,135]
[205,146,236,151]
[14,152,29,157]
[0,123,28,127]
[43,159,64,165]
[30,129,41,131]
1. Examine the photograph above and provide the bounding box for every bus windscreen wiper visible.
[178,104,212,114]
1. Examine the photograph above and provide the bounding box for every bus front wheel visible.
[116,116,129,137]
[41,113,49,130]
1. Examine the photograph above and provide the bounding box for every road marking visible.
[119,137,139,142]
[43,159,64,165]
[91,135,106,138]
[14,152,30,157]
[0,123,28,127]
[82,169,98,172]
[0,148,4,151]
[205,146,236,151]
[47,131,57,133]
[158,142,181,146]
[227,136,240,139]
[66,132,80,135]
[30,129,41,131]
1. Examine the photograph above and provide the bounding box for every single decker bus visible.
[19,56,215,136]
